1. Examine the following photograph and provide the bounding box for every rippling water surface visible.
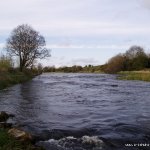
[1,73,150,150]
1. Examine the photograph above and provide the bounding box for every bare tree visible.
[125,46,145,59]
[6,24,50,71]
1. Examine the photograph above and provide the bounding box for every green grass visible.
[118,70,150,82]
[0,55,40,90]
[0,129,43,150]
[0,71,36,90]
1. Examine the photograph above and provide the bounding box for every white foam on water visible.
[39,135,104,150]
[65,136,77,140]
[81,136,104,146]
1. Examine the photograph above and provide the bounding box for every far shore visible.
[43,70,150,82]
[118,70,150,82]
[1,70,150,92]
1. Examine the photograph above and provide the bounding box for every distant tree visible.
[103,45,149,74]
[125,46,148,70]
[125,46,145,59]
[6,24,50,71]
[76,66,83,72]
[71,65,83,72]
[37,63,43,73]
[104,54,126,73]
[43,66,56,72]
[147,53,150,68]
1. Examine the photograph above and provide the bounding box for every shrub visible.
[0,55,13,72]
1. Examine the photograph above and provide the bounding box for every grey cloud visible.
[0,0,150,54]
[0,0,149,37]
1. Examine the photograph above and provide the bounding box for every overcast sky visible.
[0,0,150,67]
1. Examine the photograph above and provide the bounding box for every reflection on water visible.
[0,73,150,150]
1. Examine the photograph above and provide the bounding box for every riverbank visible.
[0,129,42,150]
[0,70,40,90]
[118,70,150,82]
[0,71,44,148]
[0,111,44,150]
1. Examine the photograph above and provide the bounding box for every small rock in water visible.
[8,128,33,142]
[9,114,15,118]
[0,111,9,122]
[0,111,15,122]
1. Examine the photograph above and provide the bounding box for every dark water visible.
[0,73,150,150]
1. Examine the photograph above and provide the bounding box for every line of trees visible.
[43,65,104,73]
[104,46,150,73]
[43,45,150,74]
[1,24,149,74]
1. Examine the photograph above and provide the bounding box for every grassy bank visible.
[118,70,150,82]
[0,129,43,150]
[0,71,43,149]
[0,70,38,90]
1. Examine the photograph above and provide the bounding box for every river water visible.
[0,73,150,150]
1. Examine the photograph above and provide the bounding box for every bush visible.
[104,54,126,74]
[0,55,13,72]
[104,46,150,73]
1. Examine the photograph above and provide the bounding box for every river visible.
[0,73,150,150]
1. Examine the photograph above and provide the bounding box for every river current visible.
[0,73,150,150]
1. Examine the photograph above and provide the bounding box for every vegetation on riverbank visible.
[0,111,44,150]
[43,46,150,76]
[0,55,42,90]
[103,46,150,74]
[0,129,43,150]
[0,24,50,91]
[0,71,37,90]
[43,64,105,73]
[118,70,150,82]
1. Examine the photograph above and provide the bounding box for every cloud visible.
[1,20,150,41]
[70,58,99,66]
[0,43,4,49]
[140,0,150,9]
[0,0,150,38]
[47,44,129,49]
[34,22,150,37]
[41,57,100,67]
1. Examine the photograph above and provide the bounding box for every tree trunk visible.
[19,56,23,72]
[20,65,23,72]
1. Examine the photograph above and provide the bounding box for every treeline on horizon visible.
[1,45,150,74]
[43,45,150,74]
[43,64,104,73]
